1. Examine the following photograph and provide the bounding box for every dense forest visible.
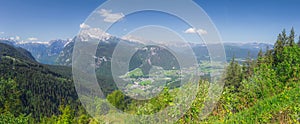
[0,28,299,123]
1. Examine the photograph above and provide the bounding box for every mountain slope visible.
[206,83,300,123]
[16,39,69,64]
[0,43,78,119]
[0,43,36,62]
[58,40,272,67]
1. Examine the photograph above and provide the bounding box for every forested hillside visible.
[0,28,299,123]
[0,43,86,123]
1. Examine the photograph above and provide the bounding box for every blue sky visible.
[0,0,299,43]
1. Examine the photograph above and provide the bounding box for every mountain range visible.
[0,39,71,64]
[1,37,273,66]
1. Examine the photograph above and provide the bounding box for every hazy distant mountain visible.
[17,39,71,64]
[57,30,182,69]
[0,39,71,64]
[0,35,273,97]
[1,37,273,66]
[56,32,275,95]
[0,39,16,46]
[58,38,273,67]
[224,42,273,61]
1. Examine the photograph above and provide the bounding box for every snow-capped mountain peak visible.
[78,28,111,42]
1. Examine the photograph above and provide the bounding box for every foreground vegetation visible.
[0,28,299,123]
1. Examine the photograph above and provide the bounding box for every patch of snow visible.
[16,41,50,45]
[78,28,111,41]
[64,39,73,47]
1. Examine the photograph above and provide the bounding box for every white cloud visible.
[80,23,90,29]
[184,28,208,35]
[184,28,197,33]
[0,32,4,35]
[98,9,124,23]
[122,35,144,42]
[27,37,38,41]
[198,29,208,35]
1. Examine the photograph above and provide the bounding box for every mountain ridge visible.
[0,42,77,119]
[1,37,273,66]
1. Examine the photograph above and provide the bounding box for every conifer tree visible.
[258,49,264,58]
[281,29,288,45]
[0,79,22,115]
[264,45,274,64]
[288,27,295,46]
[242,52,255,79]
[273,33,284,64]
[224,55,242,89]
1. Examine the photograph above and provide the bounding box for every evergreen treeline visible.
[0,28,300,123]
[208,28,300,123]
[0,43,88,123]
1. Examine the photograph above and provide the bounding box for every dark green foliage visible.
[107,90,127,111]
[0,43,80,120]
[273,33,285,64]
[288,27,295,46]
[0,78,22,115]
[275,45,300,83]
[1,28,300,123]
[202,28,300,123]
[0,112,33,124]
[224,83,300,123]
[224,56,243,89]
[273,28,298,65]
[0,43,36,62]
[242,52,255,79]
[281,29,288,45]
